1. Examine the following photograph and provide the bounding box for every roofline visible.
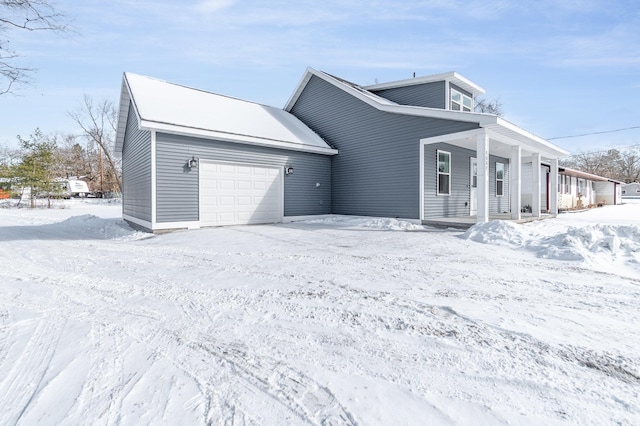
[139,119,338,156]
[493,116,570,157]
[285,68,491,124]
[363,71,486,96]
[559,166,624,184]
[116,71,337,157]
[285,68,568,158]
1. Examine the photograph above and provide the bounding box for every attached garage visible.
[199,161,283,226]
[115,72,337,233]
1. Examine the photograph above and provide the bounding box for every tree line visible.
[560,146,640,183]
[0,96,121,207]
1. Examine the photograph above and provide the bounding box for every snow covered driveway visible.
[0,200,639,425]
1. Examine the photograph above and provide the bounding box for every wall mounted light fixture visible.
[188,156,198,168]
[284,166,294,175]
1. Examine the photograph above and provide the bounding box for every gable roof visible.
[115,73,338,157]
[284,68,569,159]
[363,71,486,96]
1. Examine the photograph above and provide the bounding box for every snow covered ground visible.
[0,199,638,425]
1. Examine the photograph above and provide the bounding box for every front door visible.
[470,157,477,216]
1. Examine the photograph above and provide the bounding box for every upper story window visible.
[450,88,472,112]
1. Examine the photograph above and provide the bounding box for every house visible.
[115,68,569,232]
[522,165,623,211]
[622,182,640,199]
[557,167,622,208]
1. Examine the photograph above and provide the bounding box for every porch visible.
[422,213,555,230]
[420,125,570,226]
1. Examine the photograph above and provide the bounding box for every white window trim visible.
[495,162,504,197]
[437,149,451,196]
[450,87,472,112]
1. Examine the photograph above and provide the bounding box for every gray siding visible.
[122,102,152,222]
[155,133,331,223]
[423,145,510,219]
[290,75,479,219]
[371,81,446,109]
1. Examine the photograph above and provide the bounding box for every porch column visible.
[531,153,541,217]
[549,158,559,215]
[510,145,521,220]
[477,132,490,223]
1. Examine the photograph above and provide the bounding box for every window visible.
[450,88,472,112]
[495,162,504,196]
[437,150,451,195]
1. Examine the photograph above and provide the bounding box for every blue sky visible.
[1,0,639,155]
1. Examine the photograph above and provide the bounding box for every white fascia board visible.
[115,73,145,158]
[287,68,491,125]
[364,71,486,95]
[139,120,338,156]
[284,67,315,111]
[492,117,570,158]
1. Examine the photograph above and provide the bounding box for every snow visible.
[1,199,639,425]
[124,73,334,152]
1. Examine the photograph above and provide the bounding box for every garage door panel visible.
[200,162,283,226]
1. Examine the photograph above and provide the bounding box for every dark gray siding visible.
[370,81,446,109]
[155,133,331,222]
[290,75,479,219]
[423,145,510,219]
[122,102,152,222]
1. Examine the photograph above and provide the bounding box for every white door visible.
[470,157,477,216]
[199,162,283,226]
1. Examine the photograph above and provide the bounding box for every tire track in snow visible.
[0,314,66,426]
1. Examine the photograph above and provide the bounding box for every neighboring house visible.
[557,167,622,208]
[522,165,623,211]
[622,182,640,199]
[116,68,569,232]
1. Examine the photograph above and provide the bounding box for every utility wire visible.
[548,125,640,140]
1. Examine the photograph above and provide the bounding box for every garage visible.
[199,161,283,226]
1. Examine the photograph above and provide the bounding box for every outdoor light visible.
[188,156,198,168]
[285,166,294,175]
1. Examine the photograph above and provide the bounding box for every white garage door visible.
[199,161,283,226]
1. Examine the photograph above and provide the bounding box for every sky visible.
[1,0,640,155]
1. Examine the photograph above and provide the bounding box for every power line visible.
[548,125,640,140]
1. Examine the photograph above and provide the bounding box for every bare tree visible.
[617,147,640,183]
[68,95,122,193]
[0,0,67,94]
[561,146,640,183]
[474,97,503,116]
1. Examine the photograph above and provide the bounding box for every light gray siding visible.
[155,133,331,223]
[290,75,480,219]
[122,102,152,222]
[423,146,510,219]
[370,81,446,109]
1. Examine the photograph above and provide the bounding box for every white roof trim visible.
[363,71,486,96]
[138,119,338,155]
[116,72,337,157]
[285,68,568,159]
[559,166,624,184]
